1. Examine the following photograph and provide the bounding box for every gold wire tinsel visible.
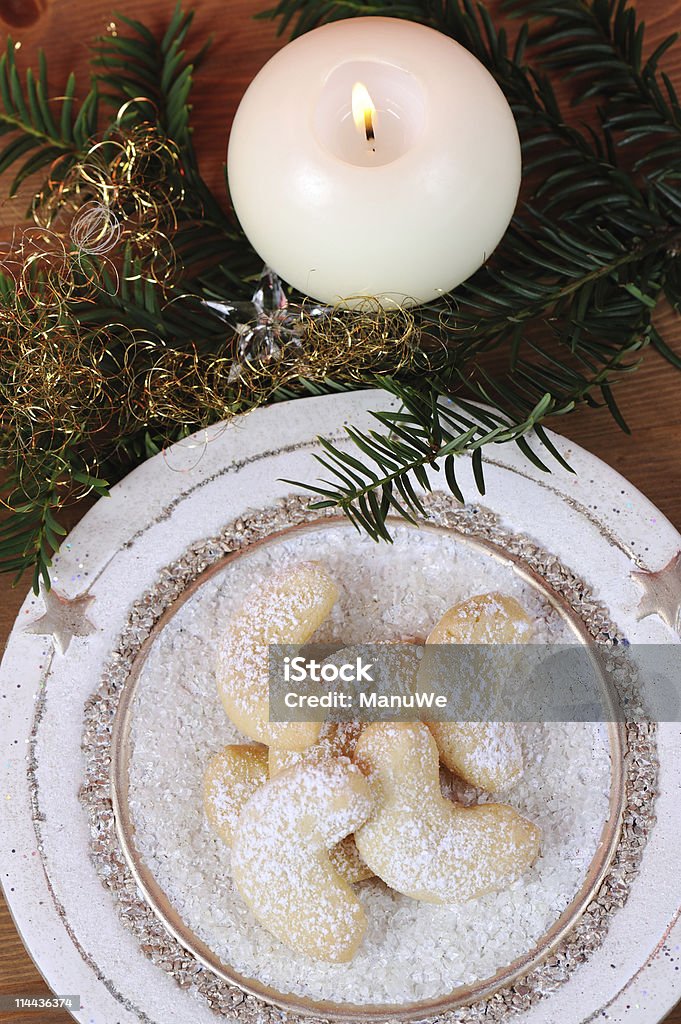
[0,115,431,512]
[140,302,425,429]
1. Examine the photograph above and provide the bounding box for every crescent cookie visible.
[427,721,523,793]
[203,744,268,847]
[353,722,540,904]
[421,592,532,790]
[217,561,338,750]
[231,758,374,962]
[269,721,372,883]
[268,720,363,776]
[426,592,533,645]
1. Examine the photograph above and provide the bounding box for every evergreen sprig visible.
[1,0,680,586]
[90,5,229,234]
[0,4,257,590]
[285,380,568,539]
[261,0,681,535]
[0,39,98,202]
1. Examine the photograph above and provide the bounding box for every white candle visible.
[227,17,521,309]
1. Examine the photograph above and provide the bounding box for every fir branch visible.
[262,0,681,531]
[0,496,63,594]
[92,4,197,145]
[285,381,562,540]
[0,455,108,593]
[0,40,98,200]
[91,3,232,235]
[504,0,681,245]
[289,304,653,541]
[508,0,681,137]
[1,0,681,581]
[257,0,422,37]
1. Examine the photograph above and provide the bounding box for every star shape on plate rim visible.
[631,550,681,634]
[24,587,96,654]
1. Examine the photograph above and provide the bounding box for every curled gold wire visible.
[0,115,441,508]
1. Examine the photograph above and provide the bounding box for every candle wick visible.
[364,112,375,143]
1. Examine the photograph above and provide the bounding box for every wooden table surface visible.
[1,0,680,1021]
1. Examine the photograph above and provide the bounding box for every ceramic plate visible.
[1,390,680,1024]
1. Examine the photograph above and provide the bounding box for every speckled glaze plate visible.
[109,519,627,1022]
[1,390,680,1024]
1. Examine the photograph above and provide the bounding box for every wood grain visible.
[0,1,680,1021]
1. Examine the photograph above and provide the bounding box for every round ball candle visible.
[227,17,521,309]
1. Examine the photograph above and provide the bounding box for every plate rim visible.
[109,515,627,1022]
[0,389,679,1024]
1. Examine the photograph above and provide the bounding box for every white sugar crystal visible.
[127,524,611,1005]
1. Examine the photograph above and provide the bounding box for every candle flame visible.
[352,81,376,142]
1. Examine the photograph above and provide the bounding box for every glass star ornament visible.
[24,586,96,654]
[631,551,681,634]
[203,266,329,382]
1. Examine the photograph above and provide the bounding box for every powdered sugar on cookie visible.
[231,758,373,962]
[217,561,337,749]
